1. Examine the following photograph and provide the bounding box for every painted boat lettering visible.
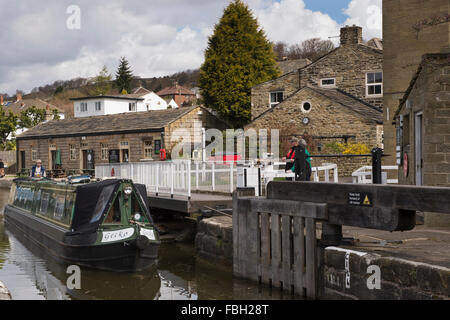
[102,228,135,243]
[140,228,156,240]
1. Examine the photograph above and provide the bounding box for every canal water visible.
[0,187,295,300]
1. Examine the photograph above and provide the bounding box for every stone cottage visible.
[247,26,384,176]
[16,106,226,173]
[394,53,450,226]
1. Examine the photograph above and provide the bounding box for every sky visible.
[0,0,382,95]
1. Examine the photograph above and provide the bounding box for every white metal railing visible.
[95,161,237,199]
[95,160,339,199]
[352,165,399,184]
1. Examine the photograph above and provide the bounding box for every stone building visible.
[15,106,226,172]
[248,26,383,176]
[383,0,450,165]
[251,25,383,121]
[394,53,450,226]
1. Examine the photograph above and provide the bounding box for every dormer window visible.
[270,91,283,107]
[320,78,336,87]
[366,72,383,97]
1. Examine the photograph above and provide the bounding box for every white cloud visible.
[343,0,382,39]
[0,0,383,96]
[250,0,341,45]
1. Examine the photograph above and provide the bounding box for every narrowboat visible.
[3,178,160,272]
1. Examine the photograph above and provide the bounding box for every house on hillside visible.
[72,87,177,118]
[247,25,384,176]
[16,106,227,172]
[157,83,196,108]
[132,87,175,110]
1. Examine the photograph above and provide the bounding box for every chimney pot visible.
[340,25,363,46]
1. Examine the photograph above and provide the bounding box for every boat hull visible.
[4,205,159,273]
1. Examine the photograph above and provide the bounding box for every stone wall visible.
[165,106,228,154]
[195,216,233,266]
[383,0,450,165]
[321,247,450,300]
[17,131,163,171]
[298,43,383,109]
[247,87,381,176]
[251,26,383,122]
[251,72,300,120]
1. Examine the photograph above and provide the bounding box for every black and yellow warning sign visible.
[348,192,373,207]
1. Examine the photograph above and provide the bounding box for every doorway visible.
[120,149,129,163]
[20,151,25,169]
[415,112,423,186]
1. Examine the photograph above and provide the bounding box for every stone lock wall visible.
[321,247,450,300]
[195,216,233,266]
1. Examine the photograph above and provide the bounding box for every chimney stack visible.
[340,25,363,46]
[16,93,22,102]
[0,95,3,106]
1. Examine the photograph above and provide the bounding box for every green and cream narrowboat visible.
[4,178,160,272]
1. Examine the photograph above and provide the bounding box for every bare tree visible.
[273,38,335,62]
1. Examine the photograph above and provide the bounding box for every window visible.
[320,78,336,87]
[119,141,129,149]
[366,72,383,96]
[80,102,88,112]
[301,101,312,113]
[31,147,37,162]
[144,141,153,158]
[69,145,77,160]
[95,101,101,111]
[154,140,161,154]
[101,143,109,160]
[129,102,136,111]
[270,91,283,107]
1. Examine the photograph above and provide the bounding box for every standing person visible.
[31,159,46,178]
[282,137,298,172]
[0,159,4,178]
[299,139,312,181]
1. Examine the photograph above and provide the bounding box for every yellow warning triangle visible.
[363,195,371,205]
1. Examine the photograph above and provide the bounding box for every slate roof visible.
[17,106,198,140]
[309,87,383,124]
[277,58,311,75]
[70,94,144,101]
[251,86,383,124]
[157,85,195,96]
[5,98,64,115]
[132,87,152,96]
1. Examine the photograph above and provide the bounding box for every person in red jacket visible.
[282,137,298,176]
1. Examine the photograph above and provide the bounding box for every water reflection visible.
[0,187,298,300]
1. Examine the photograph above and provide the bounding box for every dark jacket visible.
[31,165,46,177]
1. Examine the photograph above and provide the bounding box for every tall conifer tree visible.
[199,0,280,127]
[115,57,134,94]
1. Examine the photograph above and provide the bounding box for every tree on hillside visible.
[115,57,134,94]
[199,0,280,127]
[273,38,335,62]
[91,65,112,96]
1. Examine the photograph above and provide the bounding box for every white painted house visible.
[72,87,177,118]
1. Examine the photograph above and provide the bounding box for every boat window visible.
[39,192,50,214]
[103,197,122,224]
[12,185,34,212]
[54,196,65,220]
[89,184,116,223]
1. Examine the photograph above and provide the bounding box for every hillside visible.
[19,69,200,118]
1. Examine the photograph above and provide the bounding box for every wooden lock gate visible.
[233,181,450,299]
